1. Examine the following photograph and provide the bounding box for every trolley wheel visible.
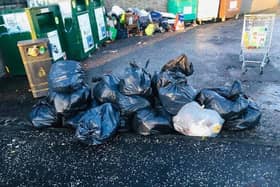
[242,68,248,75]
[260,67,264,75]
[265,57,270,64]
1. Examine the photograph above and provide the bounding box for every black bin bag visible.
[63,99,99,129]
[155,71,197,115]
[92,74,150,115]
[132,108,173,135]
[224,101,261,131]
[49,84,91,116]
[75,103,120,145]
[29,99,60,128]
[116,93,150,116]
[93,74,120,104]
[161,54,194,76]
[209,80,242,100]
[48,60,84,93]
[196,89,249,120]
[119,62,152,97]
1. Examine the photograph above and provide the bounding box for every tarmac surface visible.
[1,11,280,186]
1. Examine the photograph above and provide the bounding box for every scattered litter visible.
[102,50,119,54]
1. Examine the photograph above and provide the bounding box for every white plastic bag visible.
[173,102,224,137]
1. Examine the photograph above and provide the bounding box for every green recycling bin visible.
[167,0,198,22]
[28,0,96,61]
[0,8,32,76]
[63,0,95,60]
[25,5,66,61]
[89,0,108,46]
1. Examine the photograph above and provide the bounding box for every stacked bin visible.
[0,8,32,76]
[25,5,66,61]
[219,0,242,21]
[167,0,198,22]
[197,0,220,24]
[89,0,108,46]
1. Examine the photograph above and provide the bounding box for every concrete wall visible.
[241,0,279,14]
[104,0,168,12]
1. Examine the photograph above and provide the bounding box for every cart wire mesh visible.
[240,14,276,74]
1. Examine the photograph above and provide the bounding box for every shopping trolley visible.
[240,14,276,74]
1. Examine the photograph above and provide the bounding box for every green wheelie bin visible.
[0,8,32,76]
[167,0,198,22]
[63,0,95,60]
[88,0,108,46]
[25,5,66,61]
[27,0,96,61]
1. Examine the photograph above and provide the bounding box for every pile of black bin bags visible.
[30,54,262,145]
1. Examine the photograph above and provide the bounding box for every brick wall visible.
[104,0,168,12]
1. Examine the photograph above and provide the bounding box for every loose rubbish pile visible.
[30,54,261,145]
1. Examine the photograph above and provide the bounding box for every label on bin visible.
[95,7,107,41]
[2,12,31,32]
[78,13,94,53]
[40,8,50,14]
[183,6,193,15]
[229,0,238,10]
[47,30,64,61]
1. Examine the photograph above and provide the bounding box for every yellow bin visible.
[17,39,52,98]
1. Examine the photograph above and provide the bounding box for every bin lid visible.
[17,38,49,47]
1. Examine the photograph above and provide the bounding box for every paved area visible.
[0,10,280,186]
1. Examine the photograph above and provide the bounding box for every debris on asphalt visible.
[29,54,262,145]
[106,5,180,40]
